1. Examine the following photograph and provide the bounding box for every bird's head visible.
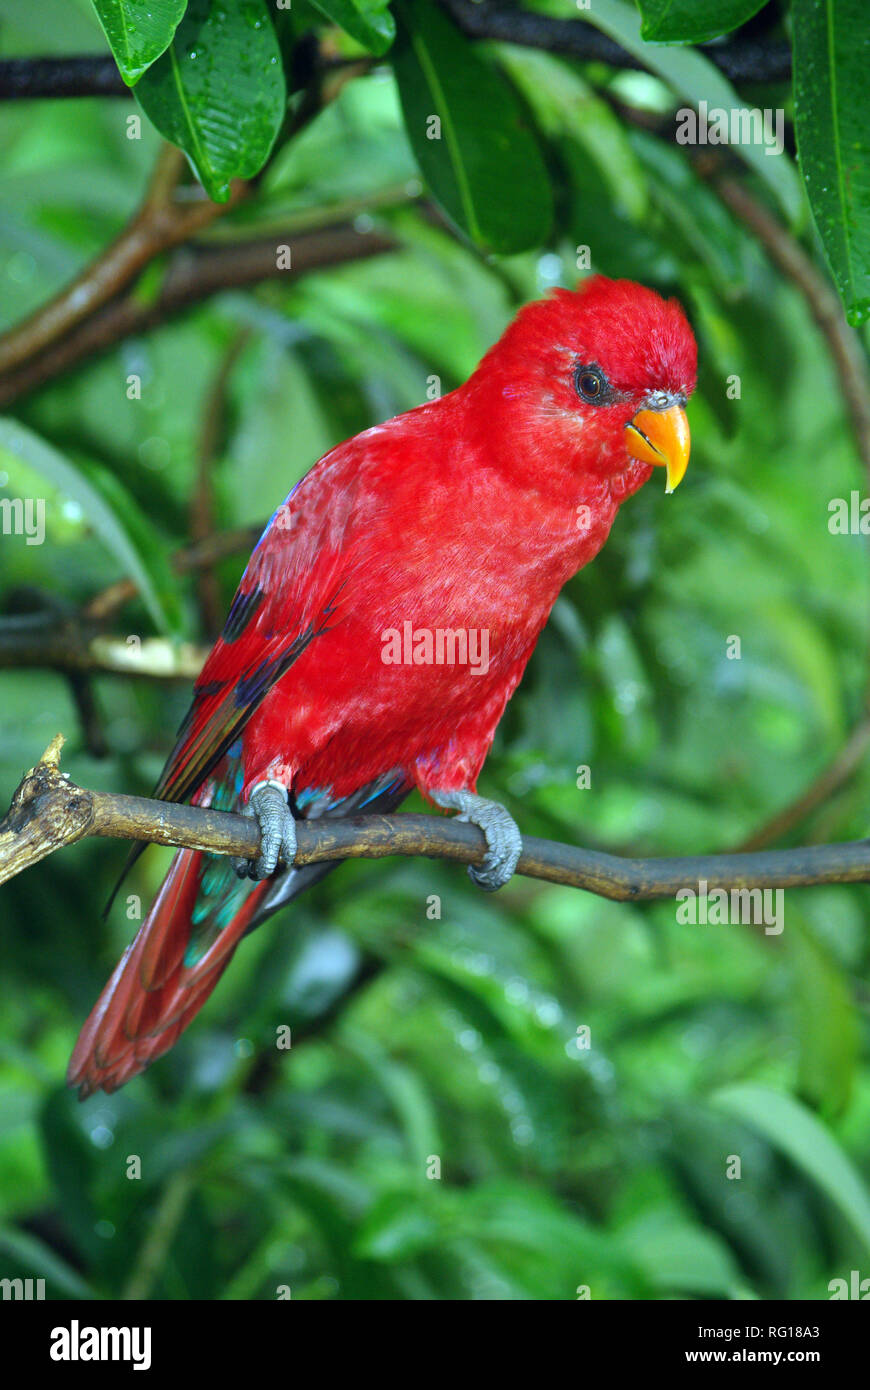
[473,276,697,496]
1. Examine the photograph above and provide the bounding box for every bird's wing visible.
[154,456,359,809]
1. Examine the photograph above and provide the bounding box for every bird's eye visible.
[574,364,609,404]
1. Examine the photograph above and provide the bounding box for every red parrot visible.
[68,276,696,1098]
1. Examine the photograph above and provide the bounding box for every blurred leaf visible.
[713,1083,870,1253]
[91,0,187,85]
[135,0,286,201]
[38,1089,99,1262]
[391,0,552,252]
[793,0,870,324]
[787,909,859,1119]
[0,1224,94,1298]
[618,1210,744,1297]
[354,1187,440,1259]
[0,417,179,633]
[586,0,803,223]
[502,49,648,223]
[309,0,395,55]
[629,128,747,290]
[637,0,769,44]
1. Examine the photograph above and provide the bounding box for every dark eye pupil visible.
[581,374,600,396]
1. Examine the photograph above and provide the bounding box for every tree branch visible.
[0,16,793,104]
[438,0,792,83]
[0,145,246,380]
[0,221,397,408]
[0,56,127,100]
[0,608,208,680]
[3,736,870,901]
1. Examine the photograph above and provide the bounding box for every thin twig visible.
[121,1169,196,1302]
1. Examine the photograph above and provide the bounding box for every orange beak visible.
[624,404,691,494]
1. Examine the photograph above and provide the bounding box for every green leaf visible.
[135,0,287,202]
[309,0,395,56]
[90,0,187,85]
[501,49,648,223]
[787,909,858,1119]
[0,417,180,634]
[636,0,769,45]
[712,1083,870,1254]
[391,0,552,253]
[585,0,802,224]
[0,1225,95,1299]
[793,0,870,324]
[619,1212,744,1297]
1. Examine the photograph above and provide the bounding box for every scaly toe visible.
[235,782,297,881]
[429,788,522,892]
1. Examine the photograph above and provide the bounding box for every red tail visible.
[68,849,268,1098]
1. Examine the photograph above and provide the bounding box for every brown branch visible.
[0,610,207,680]
[736,715,870,853]
[3,737,870,901]
[0,146,246,380]
[0,222,397,408]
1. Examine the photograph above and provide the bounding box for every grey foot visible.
[430,788,522,891]
[233,781,297,881]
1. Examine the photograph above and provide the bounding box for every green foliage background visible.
[1,0,869,1300]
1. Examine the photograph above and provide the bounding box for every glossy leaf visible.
[787,910,858,1119]
[135,0,286,202]
[637,0,769,44]
[391,0,552,252]
[90,0,187,85]
[793,0,870,324]
[309,0,395,56]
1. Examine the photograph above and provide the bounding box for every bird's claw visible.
[233,781,297,881]
[430,788,522,891]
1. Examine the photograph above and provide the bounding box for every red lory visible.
[68,275,696,1098]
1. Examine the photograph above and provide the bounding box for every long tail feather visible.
[67,848,269,1098]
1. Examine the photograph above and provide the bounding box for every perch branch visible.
[3,737,870,901]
